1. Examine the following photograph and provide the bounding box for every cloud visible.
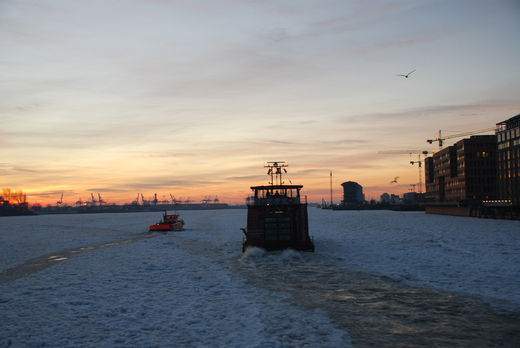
[0,163,40,176]
[224,175,266,182]
[340,101,520,123]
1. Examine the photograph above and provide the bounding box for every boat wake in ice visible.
[232,251,520,347]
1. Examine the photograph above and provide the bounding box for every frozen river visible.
[1,209,519,346]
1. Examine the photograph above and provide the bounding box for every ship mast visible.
[265,161,288,186]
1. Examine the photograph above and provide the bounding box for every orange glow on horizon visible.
[21,168,422,207]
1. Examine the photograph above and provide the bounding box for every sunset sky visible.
[1,0,519,205]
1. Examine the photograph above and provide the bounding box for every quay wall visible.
[425,206,470,217]
[426,205,520,220]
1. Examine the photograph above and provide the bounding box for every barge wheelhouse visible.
[241,162,314,252]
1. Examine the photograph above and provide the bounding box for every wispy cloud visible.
[340,101,520,123]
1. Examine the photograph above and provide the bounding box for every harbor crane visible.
[56,192,64,206]
[141,193,148,205]
[97,193,105,206]
[427,127,495,149]
[133,193,140,205]
[379,150,429,193]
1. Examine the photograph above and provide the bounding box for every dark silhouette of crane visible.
[56,192,64,206]
[379,150,429,193]
[90,193,97,206]
[141,193,149,206]
[97,193,105,206]
[427,127,496,149]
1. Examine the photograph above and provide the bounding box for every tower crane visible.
[378,150,429,193]
[426,127,495,149]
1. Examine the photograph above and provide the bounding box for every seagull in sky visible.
[397,69,416,78]
[390,176,399,184]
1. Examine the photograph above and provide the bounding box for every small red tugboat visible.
[149,212,185,232]
[241,162,314,252]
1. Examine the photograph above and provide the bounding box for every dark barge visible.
[241,162,314,252]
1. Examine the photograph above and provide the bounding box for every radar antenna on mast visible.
[265,161,288,186]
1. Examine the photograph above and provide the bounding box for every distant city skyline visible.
[1,0,519,205]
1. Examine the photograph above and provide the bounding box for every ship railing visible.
[249,195,307,206]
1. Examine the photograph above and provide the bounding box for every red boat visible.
[149,212,185,232]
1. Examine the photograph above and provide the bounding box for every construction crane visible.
[379,150,429,193]
[426,127,495,149]
[409,153,428,194]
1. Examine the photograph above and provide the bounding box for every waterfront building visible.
[390,194,401,204]
[424,135,497,204]
[380,193,390,204]
[403,192,424,204]
[496,114,520,205]
[341,181,364,204]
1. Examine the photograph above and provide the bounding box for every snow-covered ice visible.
[1,209,519,346]
[311,210,520,309]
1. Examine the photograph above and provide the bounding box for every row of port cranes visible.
[55,192,106,207]
[131,193,220,206]
[54,192,220,207]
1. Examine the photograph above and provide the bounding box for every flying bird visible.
[397,69,416,78]
[390,176,399,184]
